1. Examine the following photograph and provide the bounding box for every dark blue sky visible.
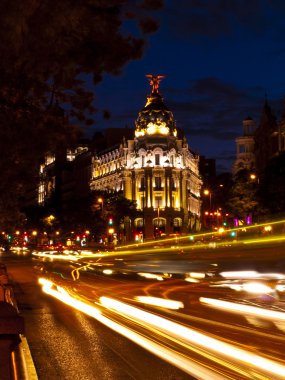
[89,0,285,173]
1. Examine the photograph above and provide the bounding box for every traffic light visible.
[108,217,113,226]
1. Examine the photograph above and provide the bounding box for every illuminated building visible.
[233,99,285,177]
[38,145,91,211]
[232,116,256,176]
[90,75,202,238]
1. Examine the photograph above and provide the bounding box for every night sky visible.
[90,1,285,173]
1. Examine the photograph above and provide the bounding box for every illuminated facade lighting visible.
[90,75,202,238]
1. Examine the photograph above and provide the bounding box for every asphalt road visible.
[2,241,285,380]
[2,254,193,380]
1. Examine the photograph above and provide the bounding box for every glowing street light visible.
[98,197,104,211]
[203,189,212,210]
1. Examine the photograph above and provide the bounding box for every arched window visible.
[134,218,144,227]
[173,217,182,233]
[153,218,166,227]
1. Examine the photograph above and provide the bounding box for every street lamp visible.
[97,197,104,211]
[249,173,259,184]
[203,189,212,210]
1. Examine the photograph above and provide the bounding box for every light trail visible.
[32,251,79,261]
[135,296,184,310]
[200,297,285,321]
[38,278,225,380]
[39,277,285,379]
[71,264,92,281]
[220,270,285,280]
[138,272,164,281]
[100,296,285,379]
[115,218,285,251]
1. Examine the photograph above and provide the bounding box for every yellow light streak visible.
[71,264,92,281]
[102,269,113,275]
[138,272,164,281]
[115,217,285,252]
[38,278,224,379]
[39,278,101,318]
[188,272,206,279]
[100,296,285,379]
[135,296,184,310]
[32,251,79,261]
[200,297,285,321]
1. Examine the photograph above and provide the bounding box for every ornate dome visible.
[135,75,177,138]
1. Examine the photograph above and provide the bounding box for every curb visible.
[13,336,38,380]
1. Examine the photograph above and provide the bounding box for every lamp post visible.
[250,173,259,184]
[97,197,104,211]
[203,189,212,210]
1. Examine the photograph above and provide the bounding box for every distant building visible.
[90,75,202,239]
[232,98,285,177]
[199,156,216,186]
[38,144,91,212]
[232,116,256,176]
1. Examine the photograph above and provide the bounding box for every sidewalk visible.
[0,259,38,380]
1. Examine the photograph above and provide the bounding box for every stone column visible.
[122,170,132,200]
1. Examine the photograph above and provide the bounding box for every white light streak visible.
[220,271,285,280]
[103,269,113,275]
[32,251,79,261]
[138,272,164,281]
[38,278,223,380]
[135,296,184,310]
[242,282,274,294]
[200,297,285,321]
[100,296,285,379]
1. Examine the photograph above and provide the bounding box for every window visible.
[173,218,182,232]
[154,196,162,209]
[38,183,45,205]
[154,176,161,190]
[155,154,160,165]
[173,218,182,227]
[135,218,144,227]
[140,177,146,190]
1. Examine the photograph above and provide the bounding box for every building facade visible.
[232,116,256,176]
[90,75,202,239]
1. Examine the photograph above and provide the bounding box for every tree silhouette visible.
[227,169,259,221]
[259,152,285,216]
[0,1,162,229]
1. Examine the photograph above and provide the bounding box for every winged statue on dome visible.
[146,74,165,93]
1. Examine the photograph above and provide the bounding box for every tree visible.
[0,1,162,229]
[105,191,138,226]
[259,152,285,216]
[227,169,259,222]
[90,190,137,241]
